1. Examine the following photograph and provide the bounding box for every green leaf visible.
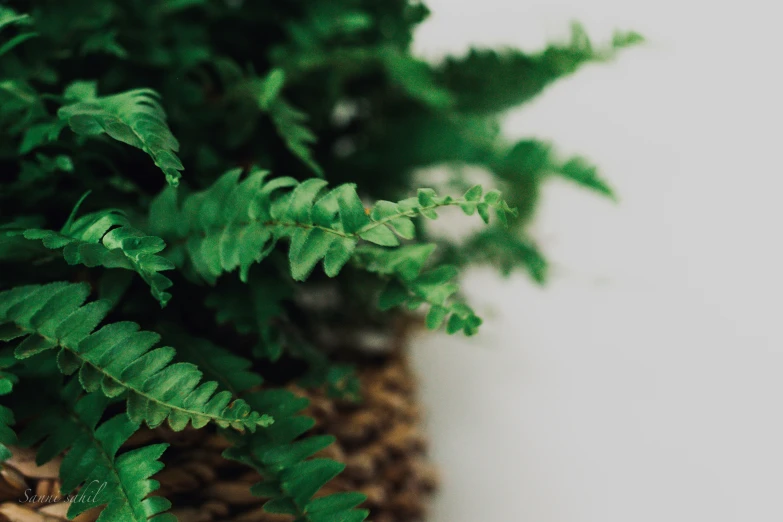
[464,184,483,202]
[0,6,36,57]
[334,184,368,233]
[0,283,272,433]
[0,32,37,58]
[446,314,465,334]
[145,170,507,338]
[417,188,436,207]
[280,459,345,507]
[612,30,645,48]
[58,86,183,186]
[557,157,615,199]
[15,203,175,306]
[476,202,490,224]
[258,68,286,110]
[18,385,174,521]
[358,225,399,246]
[19,120,66,153]
[267,98,323,177]
[289,229,334,281]
[261,435,335,468]
[306,492,367,514]
[323,238,355,277]
[438,22,642,113]
[425,305,449,330]
[264,498,299,515]
[309,510,369,522]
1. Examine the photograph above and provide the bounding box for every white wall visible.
[410,1,783,521]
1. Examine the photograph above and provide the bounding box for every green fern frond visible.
[439,23,642,113]
[267,98,324,177]
[464,228,549,282]
[0,6,32,31]
[253,69,324,177]
[225,414,368,521]
[149,168,514,285]
[0,282,274,432]
[3,197,174,306]
[19,384,175,521]
[554,155,615,199]
[355,244,483,335]
[168,332,367,520]
[149,169,511,335]
[494,140,615,201]
[57,82,183,186]
[224,391,368,522]
[378,47,454,109]
[0,6,37,58]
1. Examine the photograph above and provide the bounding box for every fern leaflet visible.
[3,197,174,306]
[0,282,274,432]
[58,82,183,186]
[269,99,324,178]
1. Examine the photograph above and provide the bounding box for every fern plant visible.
[0,1,638,520]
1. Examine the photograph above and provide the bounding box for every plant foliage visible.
[0,0,638,519]
[19,382,174,521]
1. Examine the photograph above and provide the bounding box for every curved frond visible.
[438,23,643,113]
[225,389,369,522]
[356,244,484,336]
[163,331,368,521]
[5,201,174,306]
[149,169,512,335]
[149,168,513,282]
[19,385,175,522]
[58,83,183,186]
[464,228,549,283]
[268,98,323,177]
[494,139,615,200]
[0,282,273,432]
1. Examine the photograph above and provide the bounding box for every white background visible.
[409,1,783,521]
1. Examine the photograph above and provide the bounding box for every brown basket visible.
[0,346,437,522]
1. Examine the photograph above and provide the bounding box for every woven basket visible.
[0,340,437,522]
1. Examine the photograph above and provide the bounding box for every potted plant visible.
[0,1,639,521]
